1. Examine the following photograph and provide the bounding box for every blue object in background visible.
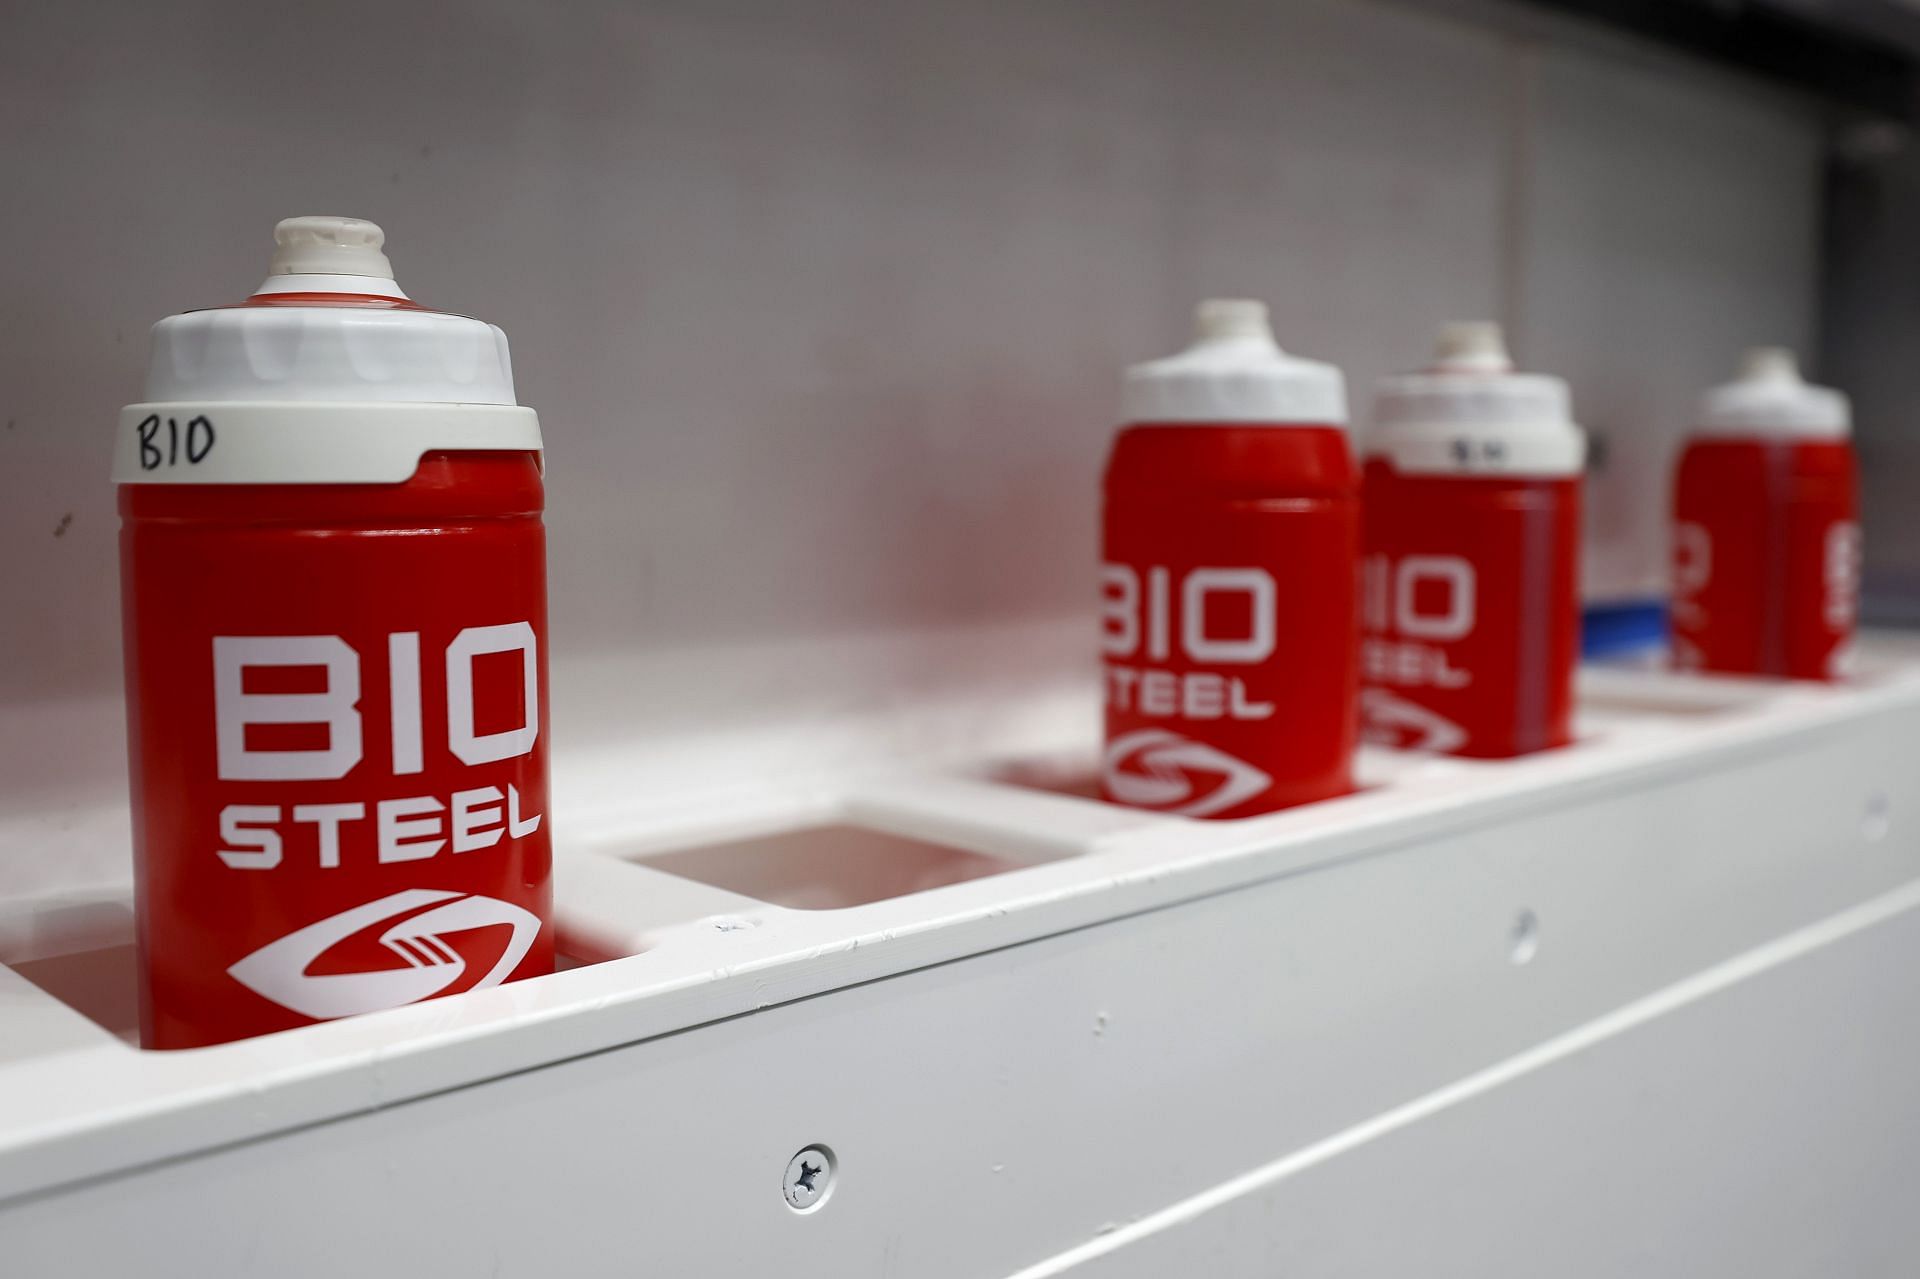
[1582,599,1668,658]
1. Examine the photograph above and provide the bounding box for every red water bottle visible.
[1101,299,1358,818]
[1359,323,1584,758]
[116,217,553,1049]
[1670,348,1859,681]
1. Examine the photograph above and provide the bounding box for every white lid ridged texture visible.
[1368,322,1584,476]
[1698,347,1849,438]
[1122,299,1347,426]
[143,216,519,406]
[145,308,518,405]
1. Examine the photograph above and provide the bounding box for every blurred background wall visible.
[0,0,1829,895]
[1825,120,1920,624]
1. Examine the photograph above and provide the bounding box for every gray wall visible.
[1824,132,1920,623]
[0,0,1825,897]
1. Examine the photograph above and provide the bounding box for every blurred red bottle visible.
[116,217,553,1048]
[1360,323,1585,758]
[1101,300,1358,818]
[1670,349,1859,681]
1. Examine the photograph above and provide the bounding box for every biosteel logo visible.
[228,889,540,1019]
[1100,564,1279,720]
[1358,687,1468,754]
[1361,553,1476,691]
[210,625,545,1020]
[211,626,543,871]
[1102,729,1272,817]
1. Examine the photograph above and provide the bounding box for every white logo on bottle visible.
[1361,554,1477,689]
[1360,688,1469,754]
[227,889,541,1020]
[1825,521,1862,631]
[1101,565,1277,664]
[1362,554,1477,639]
[1671,522,1711,632]
[1101,729,1272,817]
[1673,522,1712,592]
[213,625,539,782]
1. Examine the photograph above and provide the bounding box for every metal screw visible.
[783,1145,834,1211]
[1509,909,1540,966]
[1864,792,1892,843]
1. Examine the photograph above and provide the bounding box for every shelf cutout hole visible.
[632,824,1045,910]
[995,753,1380,816]
[7,934,611,1049]
[1579,677,1774,719]
[990,757,1104,802]
[9,943,140,1044]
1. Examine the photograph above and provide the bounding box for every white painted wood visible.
[2,642,1919,1274]
[1039,889,1920,1277]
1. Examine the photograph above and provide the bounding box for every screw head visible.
[783,1145,834,1211]
[1509,909,1540,966]
[1864,791,1892,843]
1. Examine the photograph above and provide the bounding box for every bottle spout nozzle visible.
[1739,346,1802,384]
[1192,298,1277,346]
[268,216,395,280]
[1430,321,1511,373]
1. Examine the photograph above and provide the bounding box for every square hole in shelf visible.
[990,753,1383,813]
[1578,686,1762,720]
[9,943,142,1043]
[6,936,607,1049]
[991,756,1104,801]
[632,824,1037,910]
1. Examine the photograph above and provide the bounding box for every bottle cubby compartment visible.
[0,656,1868,1045]
[628,824,1052,911]
[0,647,1912,1208]
[0,893,611,1049]
[8,943,140,1046]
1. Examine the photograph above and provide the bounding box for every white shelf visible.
[5,639,1920,1274]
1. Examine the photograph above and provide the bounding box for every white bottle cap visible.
[1429,320,1513,373]
[1368,322,1584,476]
[1697,347,1850,438]
[1121,299,1347,426]
[142,215,517,406]
[116,216,540,485]
[257,215,401,297]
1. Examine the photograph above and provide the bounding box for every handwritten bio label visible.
[137,414,216,470]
